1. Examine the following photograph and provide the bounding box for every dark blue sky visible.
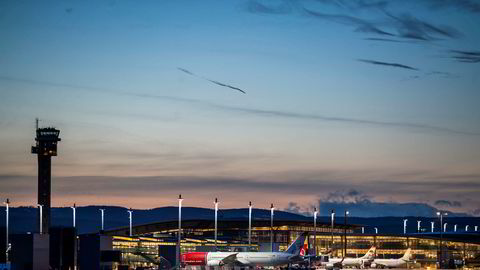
[0,0,479,215]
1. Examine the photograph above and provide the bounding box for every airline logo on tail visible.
[362,246,376,260]
[401,248,412,261]
[285,233,307,255]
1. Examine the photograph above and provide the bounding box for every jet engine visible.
[207,260,223,266]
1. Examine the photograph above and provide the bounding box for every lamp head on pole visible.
[345,210,349,216]
[5,198,9,205]
[437,212,440,216]
[249,201,252,207]
[215,197,218,204]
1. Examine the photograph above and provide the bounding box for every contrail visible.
[177,67,246,94]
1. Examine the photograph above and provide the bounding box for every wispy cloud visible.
[177,67,246,94]
[449,50,480,63]
[421,0,480,13]
[248,0,462,43]
[245,0,293,15]
[358,59,419,70]
[1,74,479,136]
[383,11,461,41]
[302,7,394,36]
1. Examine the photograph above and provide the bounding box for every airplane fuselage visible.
[372,258,408,268]
[182,251,297,267]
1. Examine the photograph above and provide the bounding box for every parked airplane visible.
[371,248,412,269]
[181,233,307,267]
[325,246,376,269]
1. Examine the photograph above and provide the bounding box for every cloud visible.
[358,59,419,70]
[177,67,246,94]
[313,0,390,11]
[435,199,462,208]
[322,189,373,204]
[421,0,480,13]
[302,7,394,36]
[449,50,480,63]
[249,1,462,43]
[384,11,461,41]
[317,189,471,217]
[1,74,479,136]
[245,0,293,15]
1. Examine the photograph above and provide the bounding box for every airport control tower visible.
[31,120,61,234]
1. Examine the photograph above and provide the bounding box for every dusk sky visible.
[1,0,479,215]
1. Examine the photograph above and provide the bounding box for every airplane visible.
[371,248,412,269]
[181,233,307,267]
[325,246,376,269]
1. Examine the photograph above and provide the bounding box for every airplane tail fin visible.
[285,233,307,255]
[361,246,376,259]
[401,248,412,261]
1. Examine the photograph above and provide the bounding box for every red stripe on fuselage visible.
[182,252,208,265]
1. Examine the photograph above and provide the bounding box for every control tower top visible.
[31,127,61,156]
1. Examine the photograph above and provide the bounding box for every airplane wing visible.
[221,253,240,265]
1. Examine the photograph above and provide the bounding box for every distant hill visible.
[0,206,479,235]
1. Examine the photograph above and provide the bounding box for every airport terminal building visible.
[103,218,480,269]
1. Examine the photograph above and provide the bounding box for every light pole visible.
[431,221,435,233]
[331,210,335,250]
[270,203,275,252]
[444,223,448,232]
[100,209,105,232]
[344,210,349,258]
[417,220,421,233]
[475,226,478,232]
[71,203,76,228]
[313,207,318,256]
[437,211,448,267]
[374,227,378,234]
[403,219,408,234]
[4,198,9,262]
[177,194,183,268]
[465,225,469,232]
[214,198,218,250]
[38,204,43,234]
[362,227,364,234]
[248,201,252,248]
[127,208,133,237]
[454,224,457,232]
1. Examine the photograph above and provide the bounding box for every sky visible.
[0,0,479,216]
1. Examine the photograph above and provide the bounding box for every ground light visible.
[177,194,183,268]
[100,208,105,232]
[331,210,335,250]
[214,198,218,250]
[71,203,76,228]
[313,207,318,256]
[127,209,133,237]
[248,201,252,248]
[344,210,349,257]
[437,211,448,267]
[270,203,275,252]
[37,204,43,234]
[4,198,9,262]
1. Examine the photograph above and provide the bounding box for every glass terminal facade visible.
[104,220,480,269]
